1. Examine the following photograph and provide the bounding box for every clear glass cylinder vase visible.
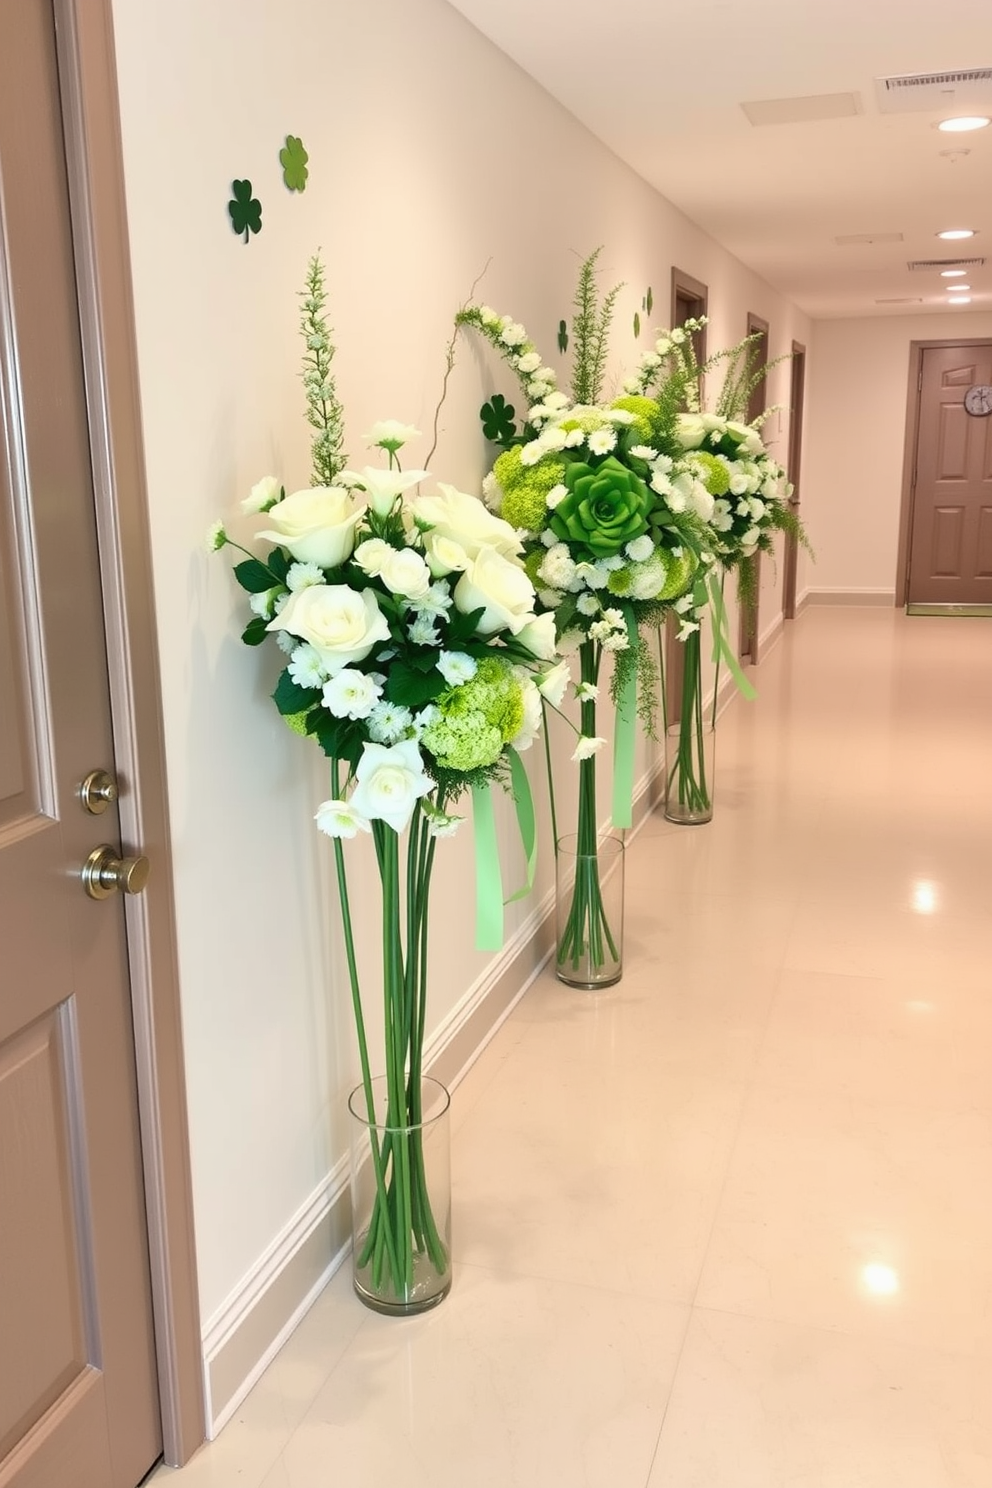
[555,832,625,989]
[664,630,716,825]
[347,1074,452,1315]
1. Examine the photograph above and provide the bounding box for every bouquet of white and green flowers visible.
[457,251,715,982]
[213,256,554,1311]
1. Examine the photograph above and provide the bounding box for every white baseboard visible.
[805,587,896,606]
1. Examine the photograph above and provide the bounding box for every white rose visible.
[423,532,471,577]
[257,487,363,567]
[511,677,543,753]
[515,611,558,661]
[726,421,764,456]
[268,584,391,675]
[675,414,706,450]
[378,547,432,599]
[453,547,537,636]
[352,538,392,577]
[349,740,433,834]
[413,482,522,561]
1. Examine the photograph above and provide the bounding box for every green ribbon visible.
[504,749,538,904]
[611,604,639,829]
[700,571,756,702]
[471,784,503,951]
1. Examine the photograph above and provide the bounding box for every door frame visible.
[896,337,992,606]
[782,340,806,620]
[53,0,204,1465]
[739,312,770,664]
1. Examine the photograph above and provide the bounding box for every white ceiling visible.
[445,0,992,319]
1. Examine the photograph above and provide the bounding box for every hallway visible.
[154,606,992,1487]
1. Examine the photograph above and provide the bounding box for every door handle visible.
[81,845,150,900]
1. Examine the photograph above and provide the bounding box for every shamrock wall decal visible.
[228,179,262,242]
[280,135,309,192]
[557,319,569,355]
[633,311,641,338]
[480,392,516,444]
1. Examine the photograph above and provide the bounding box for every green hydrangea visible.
[692,451,731,496]
[421,657,524,773]
[610,395,659,444]
[492,450,568,532]
[607,552,668,601]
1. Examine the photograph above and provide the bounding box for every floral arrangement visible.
[457,250,715,981]
[212,255,555,1309]
[625,322,809,818]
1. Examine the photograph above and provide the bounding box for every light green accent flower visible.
[492,448,568,532]
[421,656,524,773]
[282,709,312,737]
[692,451,732,496]
[610,395,658,444]
[656,546,698,601]
[206,521,227,552]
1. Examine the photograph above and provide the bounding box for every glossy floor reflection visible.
[154,608,992,1488]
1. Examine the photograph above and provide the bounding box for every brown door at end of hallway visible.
[907,343,992,606]
[0,2,161,1485]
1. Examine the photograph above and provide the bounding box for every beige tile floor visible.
[154,607,992,1488]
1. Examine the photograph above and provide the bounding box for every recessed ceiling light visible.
[948,295,972,304]
[941,269,968,277]
[938,116,991,132]
[947,285,972,292]
[938,229,977,240]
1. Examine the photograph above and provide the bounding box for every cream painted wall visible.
[108,0,812,1340]
[803,312,992,598]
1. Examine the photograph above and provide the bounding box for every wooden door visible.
[0,3,161,1485]
[907,343,992,607]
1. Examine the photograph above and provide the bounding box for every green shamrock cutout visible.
[280,135,309,192]
[633,311,641,338]
[644,286,654,314]
[480,393,516,443]
[557,319,569,355]
[228,180,262,242]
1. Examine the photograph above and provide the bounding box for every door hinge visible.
[918,367,923,392]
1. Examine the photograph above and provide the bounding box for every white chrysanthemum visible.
[625,535,654,563]
[363,420,420,453]
[407,613,441,646]
[575,681,599,702]
[606,408,637,426]
[711,498,733,533]
[288,643,327,690]
[650,469,674,498]
[622,376,642,395]
[749,497,767,521]
[538,587,564,608]
[242,476,281,514]
[538,544,577,591]
[602,631,629,652]
[322,669,383,720]
[528,403,551,426]
[629,445,658,461]
[275,628,297,654]
[516,351,542,374]
[436,650,477,686]
[478,305,500,327]
[426,812,464,839]
[602,607,624,628]
[655,337,672,355]
[545,391,569,411]
[285,562,324,593]
[563,428,586,448]
[572,735,606,761]
[519,442,544,467]
[576,593,600,616]
[206,520,227,552]
[409,580,453,618]
[588,428,617,456]
[314,799,372,839]
[545,483,568,511]
[367,701,414,743]
[499,321,527,348]
[539,426,568,453]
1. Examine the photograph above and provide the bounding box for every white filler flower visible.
[350,740,434,833]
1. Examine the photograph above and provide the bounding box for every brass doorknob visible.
[82,845,150,900]
[79,769,119,815]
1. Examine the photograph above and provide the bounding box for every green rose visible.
[550,457,653,558]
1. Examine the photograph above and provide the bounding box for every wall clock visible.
[963,383,992,416]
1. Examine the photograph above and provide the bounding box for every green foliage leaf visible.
[267,547,291,583]
[240,616,269,646]
[228,179,262,242]
[384,662,446,709]
[234,558,277,593]
[445,605,486,644]
[273,670,320,717]
[480,393,516,443]
[557,319,569,355]
[312,713,362,766]
[279,135,309,192]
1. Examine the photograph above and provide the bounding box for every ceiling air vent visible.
[907,257,985,270]
[835,232,904,246]
[876,68,992,114]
